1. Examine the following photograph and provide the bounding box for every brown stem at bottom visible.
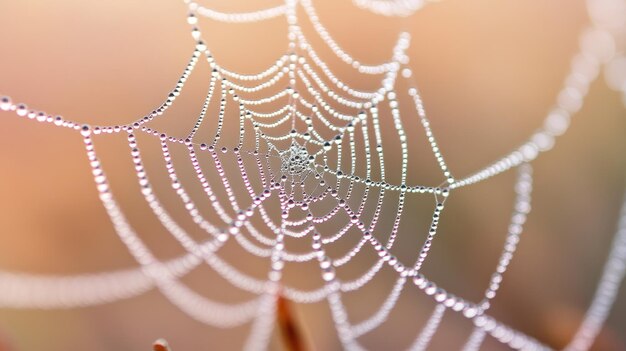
[277,295,308,351]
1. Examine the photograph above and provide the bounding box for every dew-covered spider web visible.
[1,0,626,350]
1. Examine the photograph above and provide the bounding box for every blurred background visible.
[0,0,625,350]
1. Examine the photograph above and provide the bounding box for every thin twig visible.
[277,295,308,351]
[153,338,172,351]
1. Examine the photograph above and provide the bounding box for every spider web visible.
[0,0,625,350]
